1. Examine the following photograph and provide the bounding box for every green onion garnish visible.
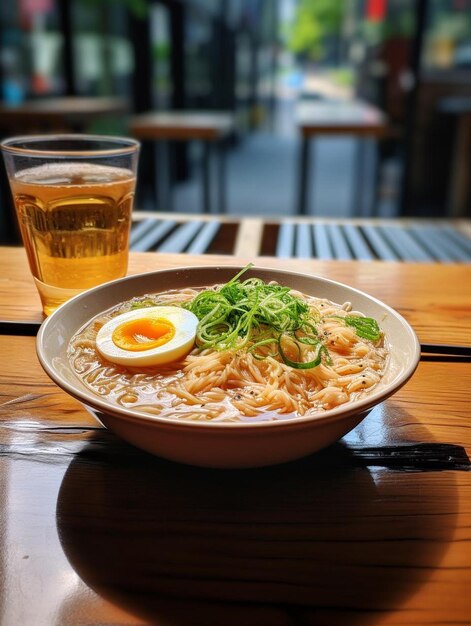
[344,315,381,341]
[185,264,328,368]
[277,335,329,370]
[184,267,382,368]
[130,299,158,310]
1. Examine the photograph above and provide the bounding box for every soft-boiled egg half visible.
[95,306,199,367]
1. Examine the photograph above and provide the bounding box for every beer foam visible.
[14,162,134,186]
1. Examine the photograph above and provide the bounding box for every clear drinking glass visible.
[1,134,140,315]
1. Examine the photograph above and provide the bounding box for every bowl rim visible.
[36,265,421,431]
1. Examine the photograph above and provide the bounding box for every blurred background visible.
[1,0,471,249]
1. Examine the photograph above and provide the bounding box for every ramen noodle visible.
[68,281,389,423]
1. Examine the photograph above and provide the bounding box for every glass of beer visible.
[1,134,140,315]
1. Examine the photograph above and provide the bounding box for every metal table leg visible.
[202,141,211,214]
[217,138,227,213]
[352,138,367,216]
[297,136,311,215]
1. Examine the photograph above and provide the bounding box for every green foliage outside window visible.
[81,0,149,19]
[287,0,343,62]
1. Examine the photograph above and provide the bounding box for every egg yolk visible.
[112,317,176,352]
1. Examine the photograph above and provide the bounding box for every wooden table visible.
[0,97,129,133]
[1,247,471,626]
[296,99,388,216]
[130,111,234,214]
[0,97,130,244]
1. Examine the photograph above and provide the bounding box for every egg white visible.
[95,306,199,366]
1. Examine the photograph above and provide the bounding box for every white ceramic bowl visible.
[37,266,420,468]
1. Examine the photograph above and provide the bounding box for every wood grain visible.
[1,246,471,625]
[1,335,470,446]
[297,99,387,137]
[0,97,128,133]
[0,335,470,624]
[1,246,470,346]
[130,111,234,141]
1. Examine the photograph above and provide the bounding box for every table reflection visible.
[56,434,457,626]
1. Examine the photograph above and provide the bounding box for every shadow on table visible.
[55,426,458,626]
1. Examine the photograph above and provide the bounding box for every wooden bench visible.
[131,211,471,263]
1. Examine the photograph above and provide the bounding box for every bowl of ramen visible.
[36,265,420,468]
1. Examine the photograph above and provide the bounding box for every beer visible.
[10,162,136,315]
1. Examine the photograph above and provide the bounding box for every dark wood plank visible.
[0,333,471,624]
